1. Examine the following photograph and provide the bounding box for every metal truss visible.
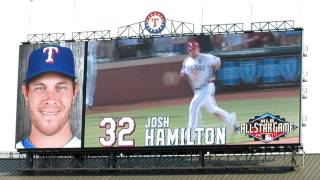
[117,19,194,38]
[27,33,65,43]
[72,30,111,41]
[18,146,304,171]
[251,20,294,31]
[201,23,244,34]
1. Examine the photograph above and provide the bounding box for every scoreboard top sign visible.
[145,11,166,34]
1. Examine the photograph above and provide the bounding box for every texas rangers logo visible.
[239,113,298,143]
[145,11,166,34]
[43,46,59,64]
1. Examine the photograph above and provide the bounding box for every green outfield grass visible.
[84,96,300,147]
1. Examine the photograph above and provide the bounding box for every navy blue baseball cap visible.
[24,45,76,83]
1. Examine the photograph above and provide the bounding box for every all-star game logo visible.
[145,11,166,34]
[239,113,298,143]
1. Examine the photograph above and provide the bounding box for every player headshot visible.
[16,45,81,149]
[180,40,237,139]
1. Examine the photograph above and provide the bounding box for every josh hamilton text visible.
[145,116,226,146]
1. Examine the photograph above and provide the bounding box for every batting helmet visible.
[187,40,200,51]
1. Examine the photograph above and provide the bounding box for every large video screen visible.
[15,30,302,150]
[84,30,302,148]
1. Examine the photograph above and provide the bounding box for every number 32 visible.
[99,117,135,147]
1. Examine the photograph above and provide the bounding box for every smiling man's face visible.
[188,47,200,59]
[22,73,78,136]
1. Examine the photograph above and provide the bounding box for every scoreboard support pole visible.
[110,153,117,168]
[199,151,205,167]
[25,152,33,169]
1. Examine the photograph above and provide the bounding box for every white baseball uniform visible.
[181,53,235,136]
[16,136,81,149]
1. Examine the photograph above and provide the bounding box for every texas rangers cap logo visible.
[43,46,59,64]
[145,11,166,34]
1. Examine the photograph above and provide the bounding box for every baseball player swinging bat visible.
[180,40,237,139]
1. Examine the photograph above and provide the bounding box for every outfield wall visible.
[94,56,191,106]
